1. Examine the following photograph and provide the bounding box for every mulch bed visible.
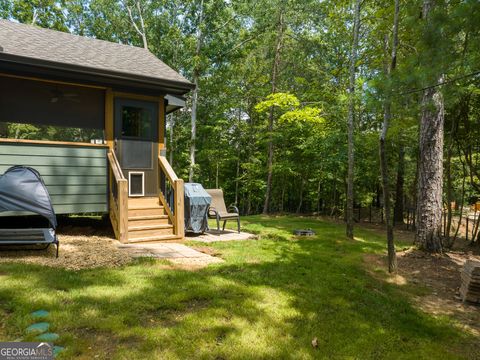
[365,248,480,337]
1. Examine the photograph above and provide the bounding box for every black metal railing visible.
[160,166,175,216]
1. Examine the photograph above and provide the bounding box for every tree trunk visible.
[380,121,397,273]
[189,0,204,182]
[263,9,284,214]
[415,0,444,253]
[472,207,480,244]
[126,1,148,49]
[445,138,453,241]
[296,178,304,214]
[331,172,337,216]
[452,165,466,246]
[234,154,240,205]
[415,85,444,252]
[317,180,322,214]
[445,104,461,244]
[346,0,361,238]
[189,77,199,182]
[279,178,285,213]
[393,145,405,223]
[379,0,399,273]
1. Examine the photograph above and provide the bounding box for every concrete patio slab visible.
[187,229,257,243]
[115,242,224,265]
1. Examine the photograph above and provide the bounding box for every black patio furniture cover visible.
[0,166,57,228]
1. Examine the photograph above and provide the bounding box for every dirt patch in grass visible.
[365,249,480,337]
[0,235,133,271]
[142,298,211,328]
[73,328,143,360]
[190,246,222,257]
[167,256,224,270]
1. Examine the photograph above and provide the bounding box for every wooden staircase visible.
[108,151,184,243]
[127,197,177,242]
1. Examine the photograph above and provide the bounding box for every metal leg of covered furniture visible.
[216,216,220,231]
[237,217,240,233]
[38,244,51,251]
[54,235,59,258]
[222,220,227,231]
[0,242,55,256]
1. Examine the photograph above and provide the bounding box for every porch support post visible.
[158,95,165,155]
[118,179,129,243]
[105,88,128,242]
[105,88,114,150]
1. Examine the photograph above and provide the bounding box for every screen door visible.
[114,98,158,196]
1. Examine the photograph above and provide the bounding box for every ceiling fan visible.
[49,87,80,103]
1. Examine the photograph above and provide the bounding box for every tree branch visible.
[31,8,38,25]
[125,1,148,49]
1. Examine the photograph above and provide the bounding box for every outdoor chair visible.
[205,189,240,233]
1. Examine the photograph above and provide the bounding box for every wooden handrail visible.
[157,155,184,239]
[158,156,178,184]
[108,155,124,183]
[108,151,125,181]
[107,150,128,243]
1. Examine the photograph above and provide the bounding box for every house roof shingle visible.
[0,19,193,92]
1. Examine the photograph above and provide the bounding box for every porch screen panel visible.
[0,76,104,129]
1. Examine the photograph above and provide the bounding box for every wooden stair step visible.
[128,207,165,217]
[128,224,173,231]
[127,234,182,243]
[128,197,160,207]
[128,205,164,210]
[128,215,170,227]
[128,226,174,239]
[129,220,170,227]
[128,215,168,221]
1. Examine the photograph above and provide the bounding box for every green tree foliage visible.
[1,0,480,247]
[0,0,67,30]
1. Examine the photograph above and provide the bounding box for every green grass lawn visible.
[0,215,478,359]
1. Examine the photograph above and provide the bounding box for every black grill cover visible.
[0,166,57,228]
[184,183,211,233]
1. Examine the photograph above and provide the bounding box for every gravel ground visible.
[0,234,133,271]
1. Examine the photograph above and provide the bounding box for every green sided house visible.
[0,19,194,243]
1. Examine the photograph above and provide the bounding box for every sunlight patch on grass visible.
[354,236,367,242]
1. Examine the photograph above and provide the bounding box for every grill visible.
[184,183,211,234]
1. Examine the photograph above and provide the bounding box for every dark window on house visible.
[121,106,153,139]
[0,75,105,143]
